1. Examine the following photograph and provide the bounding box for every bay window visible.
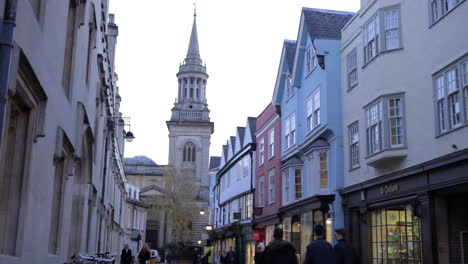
[366,94,406,156]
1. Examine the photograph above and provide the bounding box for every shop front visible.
[342,150,468,264]
[280,195,335,263]
[253,213,281,245]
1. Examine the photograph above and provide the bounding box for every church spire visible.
[186,11,201,61]
[171,9,210,122]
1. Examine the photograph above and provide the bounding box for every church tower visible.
[166,11,213,244]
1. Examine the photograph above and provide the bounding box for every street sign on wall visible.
[254,207,263,216]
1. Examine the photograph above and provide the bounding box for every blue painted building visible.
[272,8,354,262]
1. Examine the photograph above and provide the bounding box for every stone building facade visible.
[0,1,135,263]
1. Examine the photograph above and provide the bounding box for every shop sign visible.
[380,184,399,195]
[233,212,241,219]
[254,207,263,216]
[252,230,265,241]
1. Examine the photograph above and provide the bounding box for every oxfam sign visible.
[380,184,399,195]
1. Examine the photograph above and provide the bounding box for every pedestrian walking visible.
[226,247,237,264]
[121,244,133,264]
[334,229,356,264]
[264,227,298,264]
[138,244,151,264]
[254,242,265,264]
[220,250,228,264]
[303,224,335,264]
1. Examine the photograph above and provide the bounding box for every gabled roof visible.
[272,40,296,105]
[222,145,228,162]
[209,156,221,170]
[139,184,166,196]
[230,136,236,153]
[237,127,246,147]
[302,8,354,40]
[247,117,257,141]
[284,40,296,72]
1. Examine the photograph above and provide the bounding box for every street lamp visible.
[197,240,202,245]
[205,225,213,231]
[124,130,135,142]
[199,208,205,215]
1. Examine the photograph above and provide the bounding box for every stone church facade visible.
[125,12,213,248]
[166,12,213,246]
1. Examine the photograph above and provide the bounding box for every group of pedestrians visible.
[255,226,356,264]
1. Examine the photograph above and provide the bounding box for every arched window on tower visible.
[183,142,196,162]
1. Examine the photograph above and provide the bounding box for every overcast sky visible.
[109,0,360,165]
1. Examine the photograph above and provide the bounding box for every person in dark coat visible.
[264,228,298,264]
[334,229,356,264]
[226,247,237,264]
[121,244,133,264]
[138,244,150,264]
[254,242,265,264]
[303,224,335,264]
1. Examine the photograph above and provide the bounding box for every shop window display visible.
[370,204,422,264]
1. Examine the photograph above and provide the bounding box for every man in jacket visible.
[264,227,298,264]
[303,225,335,264]
[121,244,133,264]
[334,229,356,264]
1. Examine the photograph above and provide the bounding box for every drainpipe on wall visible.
[0,0,18,149]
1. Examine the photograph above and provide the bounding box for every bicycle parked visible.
[68,252,116,264]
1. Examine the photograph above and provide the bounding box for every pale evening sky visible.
[109,0,360,165]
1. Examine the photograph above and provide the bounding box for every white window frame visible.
[268,129,274,159]
[365,94,406,156]
[258,175,265,206]
[317,150,329,190]
[294,167,302,200]
[349,122,360,169]
[259,137,265,165]
[383,8,400,51]
[364,14,379,64]
[268,169,275,203]
[282,170,289,204]
[306,88,320,132]
[366,101,383,155]
[434,58,468,135]
[347,48,358,89]
[285,113,296,149]
[306,45,317,74]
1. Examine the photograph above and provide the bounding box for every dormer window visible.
[306,45,317,74]
[183,142,196,162]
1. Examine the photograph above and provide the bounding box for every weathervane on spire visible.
[193,2,197,17]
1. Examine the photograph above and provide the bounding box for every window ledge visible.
[348,165,360,172]
[362,48,403,69]
[347,82,358,92]
[365,148,407,167]
[435,123,468,138]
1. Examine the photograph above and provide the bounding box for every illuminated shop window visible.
[370,205,422,264]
